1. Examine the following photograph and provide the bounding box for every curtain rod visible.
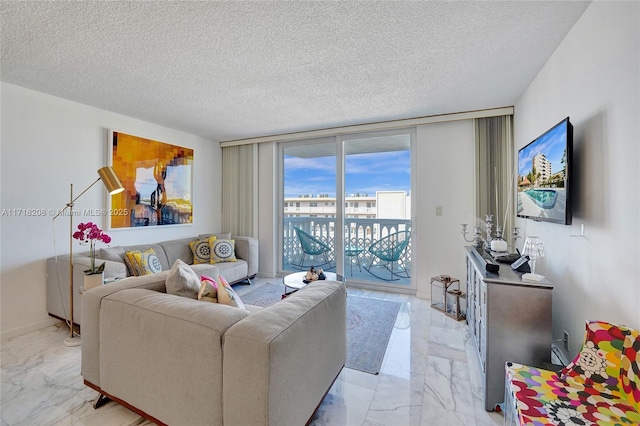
[220,106,513,147]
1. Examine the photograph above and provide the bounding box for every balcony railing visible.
[283,216,411,285]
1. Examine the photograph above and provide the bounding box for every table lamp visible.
[53,166,124,346]
[522,236,545,282]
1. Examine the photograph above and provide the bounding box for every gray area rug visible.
[240,283,401,374]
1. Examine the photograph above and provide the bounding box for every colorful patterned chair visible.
[505,320,640,425]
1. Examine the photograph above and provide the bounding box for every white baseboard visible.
[1,317,61,341]
[257,272,277,279]
[416,291,431,300]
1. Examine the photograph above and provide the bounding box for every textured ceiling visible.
[1,1,589,142]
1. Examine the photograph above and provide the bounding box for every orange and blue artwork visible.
[109,131,193,229]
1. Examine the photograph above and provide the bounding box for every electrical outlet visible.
[563,330,569,351]
[435,206,443,216]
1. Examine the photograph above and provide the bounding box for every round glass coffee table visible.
[282,271,345,296]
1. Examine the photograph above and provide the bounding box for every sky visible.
[518,120,568,178]
[135,164,192,202]
[284,150,411,198]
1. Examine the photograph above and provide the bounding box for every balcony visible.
[283,216,411,287]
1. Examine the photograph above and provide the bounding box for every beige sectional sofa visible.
[46,233,258,326]
[81,270,347,426]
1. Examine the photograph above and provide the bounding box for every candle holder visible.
[511,227,521,252]
[483,215,493,251]
[461,224,483,248]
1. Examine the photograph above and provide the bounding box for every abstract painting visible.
[108,130,194,229]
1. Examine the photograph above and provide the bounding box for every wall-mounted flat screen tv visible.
[517,117,573,225]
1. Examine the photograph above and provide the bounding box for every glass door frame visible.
[278,128,417,293]
[278,137,338,277]
[338,128,416,293]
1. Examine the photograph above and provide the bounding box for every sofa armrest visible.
[95,289,250,426]
[81,271,170,388]
[222,281,346,426]
[232,235,258,277]
[46,255,127,325]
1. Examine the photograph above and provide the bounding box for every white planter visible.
[84,272,104,291]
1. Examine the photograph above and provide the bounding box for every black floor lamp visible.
[53,166,124,347]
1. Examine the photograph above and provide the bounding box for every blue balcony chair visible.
[293,227,335,270]
[364,230,411,281]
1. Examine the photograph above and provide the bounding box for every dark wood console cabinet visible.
[465,247,553,411]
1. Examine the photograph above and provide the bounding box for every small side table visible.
[344,246,364,276]
[79,276,122,295]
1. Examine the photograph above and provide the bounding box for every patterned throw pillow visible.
[124,248,162,276]
[215,275,244,309]
[139,248,162,274]
[189,236,216,264]
[124,250,141,276]
[211,239,237,263]
[197,277,218,303]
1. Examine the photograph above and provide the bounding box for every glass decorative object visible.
[430,275,466,321]
[522,236,545,281]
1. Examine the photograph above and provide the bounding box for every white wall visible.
[514,2,640,354]
[0,83,220,339]
[415,120,475,298]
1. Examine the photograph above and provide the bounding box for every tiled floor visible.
[1,278,503,426]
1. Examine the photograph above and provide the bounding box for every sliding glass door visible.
[281,129,414,291]
[342,132,412,288]
[281,139,337,273]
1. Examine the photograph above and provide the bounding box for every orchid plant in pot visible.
[73,222,111,283]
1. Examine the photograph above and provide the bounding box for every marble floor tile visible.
[338,367,380,391]
[1,281,504,426]
[381,327,429,375]
[364,372,425,426]
[311,380,376,426]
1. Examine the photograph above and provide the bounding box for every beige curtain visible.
[221,144,258,237]
[475,115,514,247]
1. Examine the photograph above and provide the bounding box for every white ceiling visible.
[1,1,590,142]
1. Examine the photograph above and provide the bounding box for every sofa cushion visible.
[99,246,126,262]
[189,236,216,264]
[211,239,237,263]
[166,259,200,299]
[212,261,248,284]
[189,263,224,281]
[161,238,194,266]
[200,232,231,241]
